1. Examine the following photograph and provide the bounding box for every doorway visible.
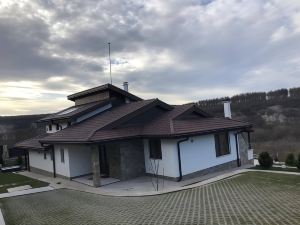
[99,145,109,178]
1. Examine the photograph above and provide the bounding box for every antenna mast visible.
[108,42,112,84]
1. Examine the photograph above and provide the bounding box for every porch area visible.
[72,139,146,187]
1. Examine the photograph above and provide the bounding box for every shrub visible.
[258,152,273,169]
[285,153,296,166]
[296,154,300,170]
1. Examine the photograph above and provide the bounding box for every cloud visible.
[1,0,300,115]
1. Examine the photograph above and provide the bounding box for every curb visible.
[0,186,54,199]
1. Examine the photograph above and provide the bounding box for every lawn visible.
[0,172,48,194]
[0,171,300,225]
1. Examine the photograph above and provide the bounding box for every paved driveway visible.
[0,172,300,225]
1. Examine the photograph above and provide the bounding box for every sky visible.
[1,0,300,116]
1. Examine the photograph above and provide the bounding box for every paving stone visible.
[0,172,299,225]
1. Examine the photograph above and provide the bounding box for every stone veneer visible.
[238,133,253,165]
[119,139,145,180]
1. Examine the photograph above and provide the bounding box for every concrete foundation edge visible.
[30,167,70,180]
[147,160,239,181]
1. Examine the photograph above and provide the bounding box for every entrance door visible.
[99,145,109,178]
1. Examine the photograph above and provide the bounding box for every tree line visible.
[198,87,300,108]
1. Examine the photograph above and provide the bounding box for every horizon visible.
[1,0,300,116]
[0,83,297,117]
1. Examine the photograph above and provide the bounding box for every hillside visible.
[0,114,48,148]
[199,90,300,161]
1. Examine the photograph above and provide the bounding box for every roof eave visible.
[40,124,252,144]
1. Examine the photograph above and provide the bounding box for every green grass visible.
[250,165,300,173]
[0,172,48,193]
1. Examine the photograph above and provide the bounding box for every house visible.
[15,83,253,187]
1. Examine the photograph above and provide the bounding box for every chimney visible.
[123,82,128,92]
[223,99,232,118]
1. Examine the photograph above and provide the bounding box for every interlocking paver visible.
[0,171,299,225]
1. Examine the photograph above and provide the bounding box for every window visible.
[214,132,230,157]
[149,139,162,159]
[44,152,47,160]
[60,149,65,163]
[56,124,60,131]
[49,124,52,131]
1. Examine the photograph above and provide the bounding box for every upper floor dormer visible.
[38,82,142,134]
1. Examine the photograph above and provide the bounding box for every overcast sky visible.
[1,0,300,116]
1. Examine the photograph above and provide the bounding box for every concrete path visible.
[0,209,5,225]
[17,166,251,197]
[7,185,32,193]
[0,186,54,199]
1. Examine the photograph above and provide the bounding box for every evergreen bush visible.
[258,152,273,169]
[285,153,296,166]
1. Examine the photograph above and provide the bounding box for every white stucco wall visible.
[144,139,179,178]
[68,144,92,178]
[29,144,92,178]
[180,132,237,175]
[29,150,53,172]
[144,132,238,179]
[53,145,71,177]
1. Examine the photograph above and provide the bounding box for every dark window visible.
[49,124,52,131]
[60,149,65,163]
[149,139,162,159]
[44,152,47,160]
[50,151,53,161]
[214,132,230,157]
[56,124,60,131]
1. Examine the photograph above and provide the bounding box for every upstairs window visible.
[60,149,65,163]
[149,139,162,159]
[49,124,52,131]
[214,132,230,157]
[44,152,47,160]
[56,124,60,131]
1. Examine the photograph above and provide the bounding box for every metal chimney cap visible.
[123,82,129,92]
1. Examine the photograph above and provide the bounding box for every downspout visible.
[52,147,56,178]
[27,150,30,172]
[177,137,189,182]
[24,150,28,171]
[234,133,241,167]
[247,131,252,149]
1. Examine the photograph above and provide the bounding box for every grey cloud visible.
[1,0,300,115]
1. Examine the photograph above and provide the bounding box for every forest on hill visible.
[198,87,300,161]
[0,114,47,148]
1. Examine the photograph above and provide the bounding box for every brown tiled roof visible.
[39,100,251,144]
[14,133,48,150]
[38,100,110,123]
[67,83,142,101]
[39,99,158,143]
[89,106,251,141]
